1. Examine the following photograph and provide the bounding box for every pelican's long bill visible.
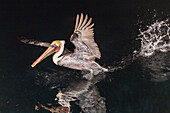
[31,40,62,67]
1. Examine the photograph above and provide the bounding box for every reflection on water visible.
[139,52,170,82]
[35,68,107,112]
[55,74,106,113]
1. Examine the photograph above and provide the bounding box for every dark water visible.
[0,1,170,113]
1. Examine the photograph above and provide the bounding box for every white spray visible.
[137,19,170,57]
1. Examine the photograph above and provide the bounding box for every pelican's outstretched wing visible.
[18,36,72,55]
[70,13,101,61]
[18,36,50,47]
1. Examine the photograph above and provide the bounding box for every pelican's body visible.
[20,14,108,79]
[54,53,107,73]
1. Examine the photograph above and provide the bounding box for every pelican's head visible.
[31,40,65,67]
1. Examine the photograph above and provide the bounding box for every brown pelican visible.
[20,14,108,79]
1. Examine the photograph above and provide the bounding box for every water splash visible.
[135,17,170,82]
[137,19,170,57]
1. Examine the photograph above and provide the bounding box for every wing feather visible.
[74,14,79,31]
[77,13,83,30]
[79,14,88,29]
[18,36,50,47]
[85,23,94,30]
[82,17,92,30]
[71,14,101,60]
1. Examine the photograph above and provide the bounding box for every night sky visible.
[0,0,169,40]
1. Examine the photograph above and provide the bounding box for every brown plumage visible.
[70,13,101,61]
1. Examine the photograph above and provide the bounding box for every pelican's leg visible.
[83,69,94,80]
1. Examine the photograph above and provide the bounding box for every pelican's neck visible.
[53,41,65,65]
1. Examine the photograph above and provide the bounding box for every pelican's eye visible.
[51,44,58,49]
